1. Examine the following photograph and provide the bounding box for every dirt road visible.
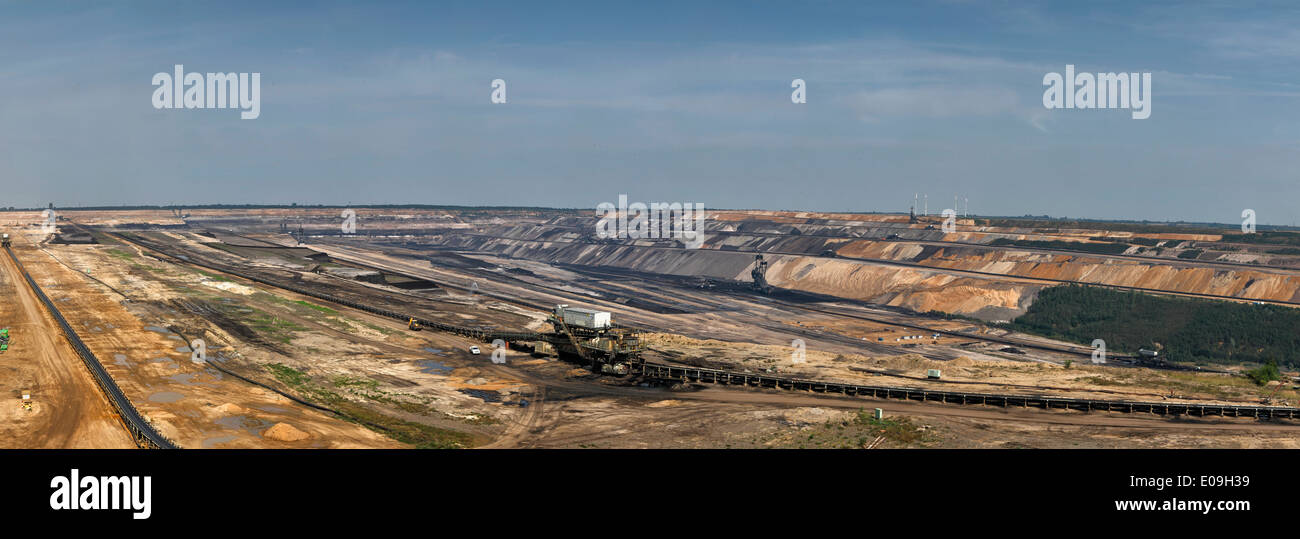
[0,236,134,448]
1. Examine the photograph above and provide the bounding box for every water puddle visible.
[214,415,273,436]
[250,404,290,414]
[143,326,171,334]
[148,391,185,403]
[422,347,446,356]
[165,372,202,386]
[417,359,454,375]
[458,388,528,406]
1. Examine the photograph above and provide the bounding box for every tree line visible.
[1007,285,1300,368]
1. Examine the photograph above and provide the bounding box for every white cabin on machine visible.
[555,305,612,329]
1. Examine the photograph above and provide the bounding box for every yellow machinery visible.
[408,318,422,331]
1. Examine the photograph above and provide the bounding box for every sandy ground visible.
[53,230,565,447]
[0,231,134,448]
[10,230,403,448]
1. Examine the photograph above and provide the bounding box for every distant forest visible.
[1220,231,1300,247]
[1007,285,1300,368]
[987,238,1130,255]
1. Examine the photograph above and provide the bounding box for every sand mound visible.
[946,357,976,367]
[647,399,682,408]
[215,403,245,415]
[263,422,310,442]
[781,407,845,427]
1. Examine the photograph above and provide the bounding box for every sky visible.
[1,0,1298,224]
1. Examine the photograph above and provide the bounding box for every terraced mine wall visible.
[429,228,1041,321]
[839,242,1300,303]
[425,219,1300,321]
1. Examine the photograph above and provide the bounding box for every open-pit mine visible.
[4,206,1300,449]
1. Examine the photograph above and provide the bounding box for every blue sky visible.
[2,1,1298,223]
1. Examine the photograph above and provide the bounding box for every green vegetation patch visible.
[263,363,471,448]
[1090,236,1162,247]
[266,363,311,388]
[1247,361,1283,386]
[105,248,136,261]
[246,312,305,343]
[332,374,380,390]
[763,409,932,449]
[294,300,338,315]
[855,410,926,444]
[194,269,232,282]
[988,238,1129,255]
[337,402,472,449]
[1221,231,1300,247]
[89,231,124,245]
[1007,284,1300,367]
[260,293,341,318]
